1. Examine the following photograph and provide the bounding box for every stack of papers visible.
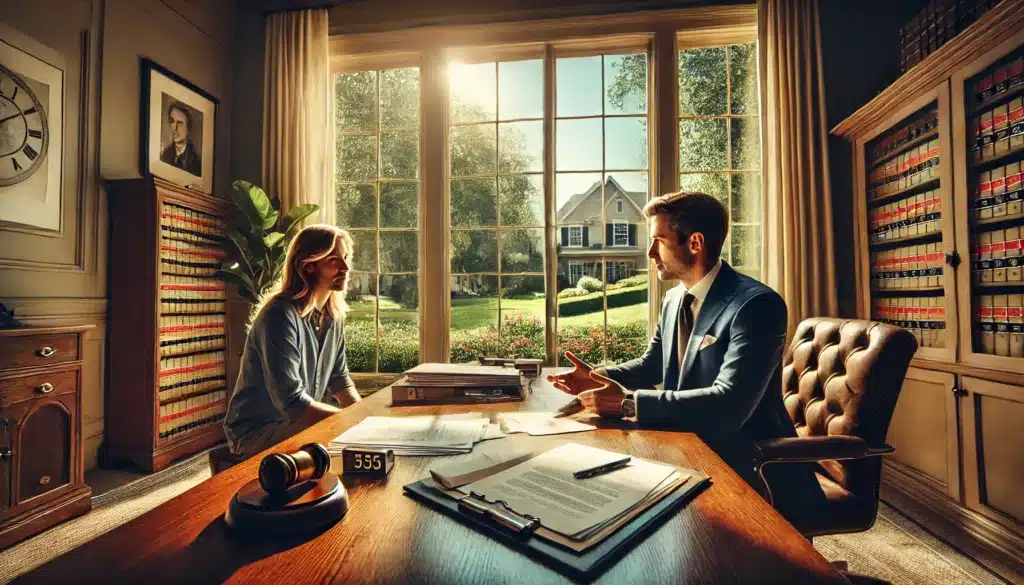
[405,363,526,387]
[460,443,685,541]
[329,414,499,456]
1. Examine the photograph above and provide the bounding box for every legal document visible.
[329,414,490,455]
[461,443,678,538]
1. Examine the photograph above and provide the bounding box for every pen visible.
[573,456,631,479]
[553,397,583,418]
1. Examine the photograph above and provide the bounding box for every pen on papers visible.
[573,456,631,479]
[553,397,583,418]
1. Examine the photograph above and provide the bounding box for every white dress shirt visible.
[682,258,723,319]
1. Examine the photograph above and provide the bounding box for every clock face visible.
[0,65,48,187]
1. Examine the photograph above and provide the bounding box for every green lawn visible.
[347,294,647,329]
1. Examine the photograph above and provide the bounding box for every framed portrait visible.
[140,58,216,194]
[0,23,65,232]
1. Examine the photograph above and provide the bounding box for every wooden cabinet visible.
[0,326,93,551]
[885,367,960,499]
[834,3,1024,581]
[105,176,234,473]
[961,376,1024,533]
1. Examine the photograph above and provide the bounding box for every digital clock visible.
[341,447,395,477]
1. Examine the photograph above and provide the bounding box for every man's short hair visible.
[167,102,193,132]
[643,191,729,261]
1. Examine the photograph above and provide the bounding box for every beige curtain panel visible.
[758,0,838,335]
[262,8,335,223]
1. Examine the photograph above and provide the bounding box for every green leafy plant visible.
[215,180,320,304]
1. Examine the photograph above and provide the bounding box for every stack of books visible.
[391,363,530,406]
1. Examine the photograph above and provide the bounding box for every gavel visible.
[258,443,331,495]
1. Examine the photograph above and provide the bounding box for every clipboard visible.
[403,470,711,581]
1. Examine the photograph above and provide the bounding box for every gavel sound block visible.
[224,443,349,536]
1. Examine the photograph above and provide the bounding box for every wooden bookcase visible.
[105,177,234,473]
[834,2,1024,582]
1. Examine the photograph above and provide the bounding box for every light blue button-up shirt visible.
[223,297,351,447]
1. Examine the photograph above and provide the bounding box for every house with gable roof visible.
[557,175,649,287]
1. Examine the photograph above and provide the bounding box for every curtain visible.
[758,0,838,336]
[262,9,335,223]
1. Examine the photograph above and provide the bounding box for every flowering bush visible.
[576,276,604,293]
[557,287,590,299]
[345,314,647,372]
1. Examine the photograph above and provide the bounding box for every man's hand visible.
[547,351,603,395]
[578,370,629,418]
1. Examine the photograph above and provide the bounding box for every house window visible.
[334,67,421,374]
[569,262,584,285]
[568,226,583,247]
[606,261,631,283]
[678,41,762,281]
[613,221,629,246]
[616,200,623,213]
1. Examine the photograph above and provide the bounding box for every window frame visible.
[612,220,629,247]
[330,6,757,379]
[567,225,584,247]
[616,199,623,213]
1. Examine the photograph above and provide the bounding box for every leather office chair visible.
[754,317,917,543]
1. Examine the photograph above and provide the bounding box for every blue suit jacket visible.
[604,261,801,490]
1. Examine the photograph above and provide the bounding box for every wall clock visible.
[0,24,64,232]
[0,64,49,186]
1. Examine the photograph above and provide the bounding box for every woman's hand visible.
[547,351,603,395]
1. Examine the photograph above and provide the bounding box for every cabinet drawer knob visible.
[36,382,54,394]
[37,346,57,358]
[39,476,51,485]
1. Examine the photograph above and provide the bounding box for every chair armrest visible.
[755,436,894,464]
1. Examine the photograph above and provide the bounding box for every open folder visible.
[403,443,711,581]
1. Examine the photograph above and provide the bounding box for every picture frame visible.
[0,23,65,232]
[140,58,217,194]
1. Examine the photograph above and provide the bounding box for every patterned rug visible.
[0,452,1011,585]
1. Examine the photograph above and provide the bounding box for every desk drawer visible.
[0,370,78,408]
[0,334,79,370]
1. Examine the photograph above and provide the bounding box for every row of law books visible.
[392,363,531,406]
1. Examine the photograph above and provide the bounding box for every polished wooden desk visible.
[18,371,849,584]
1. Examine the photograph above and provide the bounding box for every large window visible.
[330,9,759,375]
[334,67,421,373]
[448,59,546,363]
[678,42,762,280]
[555,52,650,367]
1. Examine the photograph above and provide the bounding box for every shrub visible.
[557,284,648,317]
[557,287,589,299]
[614,275,647,288]
[576,276,604,293]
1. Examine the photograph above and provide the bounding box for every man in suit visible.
[550,191,813,504]
[160,102,202,177]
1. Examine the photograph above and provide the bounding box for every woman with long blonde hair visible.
[224,224,360,458]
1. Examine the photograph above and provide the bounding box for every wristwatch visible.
[620,392,636,419]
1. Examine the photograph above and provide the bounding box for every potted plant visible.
[215,180,319,304]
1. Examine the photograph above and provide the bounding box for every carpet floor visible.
[0,453,1011,585]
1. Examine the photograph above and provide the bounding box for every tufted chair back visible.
[780,317,917,510]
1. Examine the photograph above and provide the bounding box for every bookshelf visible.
[833,2,1024,579]
[106,177,234,472]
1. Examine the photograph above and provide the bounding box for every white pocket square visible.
[698,335,718,350]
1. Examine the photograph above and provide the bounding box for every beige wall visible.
[1,0,234,471]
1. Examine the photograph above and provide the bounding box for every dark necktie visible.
[677,292,696,369]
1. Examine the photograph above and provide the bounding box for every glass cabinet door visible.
[951,33,1024,375]
[856,81,958,363]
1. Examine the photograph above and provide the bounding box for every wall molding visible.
[0,7,103,274]
[0,298,108,321]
